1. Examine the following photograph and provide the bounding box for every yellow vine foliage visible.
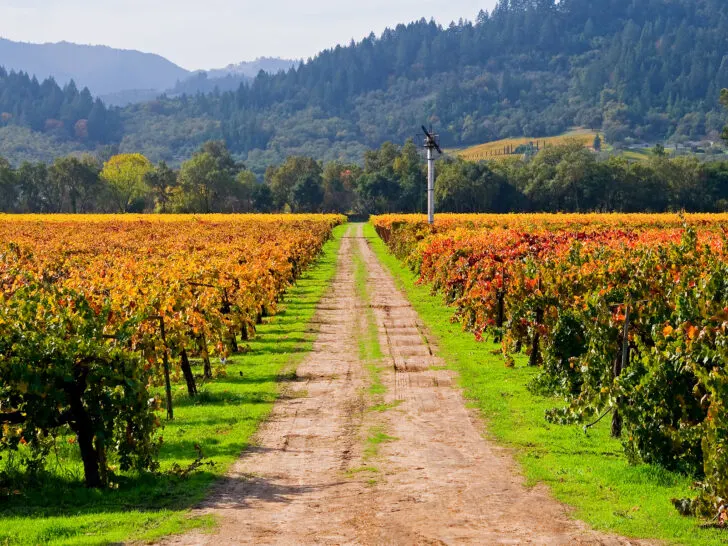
[371,212,728,232]
[0,214,346,369]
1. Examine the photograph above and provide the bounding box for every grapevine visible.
[0,214,345,487]
[373,213,728,519]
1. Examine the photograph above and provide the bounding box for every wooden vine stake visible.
[529,278,543,367]
[219,288,239,353]
[496,265,506,328]
[156,316,174,420]
[611,303,630,438]
[229,330,239,353]
[529,306,544,367]
[496,291,505,327]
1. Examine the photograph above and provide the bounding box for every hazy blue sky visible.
[1,0,497,70]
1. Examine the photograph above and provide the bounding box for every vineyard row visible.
[373,213,728,521]
[0,214,345,487]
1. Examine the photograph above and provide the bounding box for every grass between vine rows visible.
[363,222,725,546]
[350,234,393,482]
[0,224,346,546]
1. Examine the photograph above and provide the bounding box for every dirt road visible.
[161,224,645,545]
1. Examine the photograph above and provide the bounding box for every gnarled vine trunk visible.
[180,349,198,397]
[64,365,104,488]
[197,335,212,379]
[529,307,544,367]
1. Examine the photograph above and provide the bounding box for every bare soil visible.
[158,225,648,545]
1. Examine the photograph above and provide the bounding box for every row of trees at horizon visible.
[2,138,728,215]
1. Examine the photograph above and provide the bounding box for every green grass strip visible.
[363,426,397,461]
[364,222,724,546]
[349,227,391,483]
[0,224,347,546]
[351,238,384,394]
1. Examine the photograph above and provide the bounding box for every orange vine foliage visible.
[0,214,345,368]
[372,213,728,519]
[0,214,344,486]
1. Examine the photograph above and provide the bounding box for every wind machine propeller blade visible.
[422,125,443,155]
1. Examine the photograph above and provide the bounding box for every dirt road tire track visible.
[158,224,648,546]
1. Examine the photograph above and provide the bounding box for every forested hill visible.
[2,0,728,169]
[0,68,120,143]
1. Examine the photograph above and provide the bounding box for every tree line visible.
[2,138,728,214]
[0,68,119,144]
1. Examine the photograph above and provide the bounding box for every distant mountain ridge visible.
[207,57,299,79]
[0,37,297,106]
[0,38,191,97]
[166,58,299,100]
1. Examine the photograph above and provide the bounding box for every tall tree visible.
[721,89,728,144]
[435,159,507,213]
[0,157,16,211]
[173,142,247,213]
[292,172,324,212]
[49,156,101,213]
[100,154,153,213]
[393,140,426,212]
[322,162,360,212]
[265,157,323,212]
[144,161,177,213]
[14,161,49,213]
[235,170,258,213]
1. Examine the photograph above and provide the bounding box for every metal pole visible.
[427,146,435,225]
